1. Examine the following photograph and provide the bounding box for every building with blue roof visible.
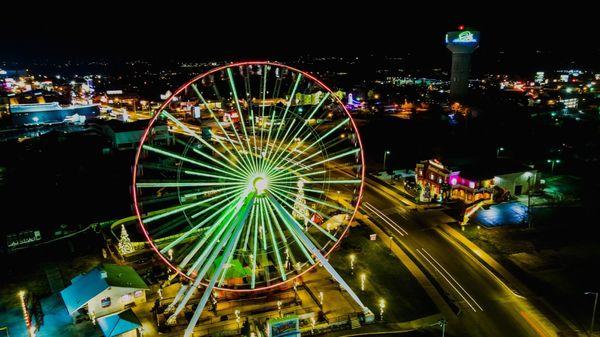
[60,264,148,322]
[97,308,142,337]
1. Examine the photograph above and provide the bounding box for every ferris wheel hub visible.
[252,176,268,195]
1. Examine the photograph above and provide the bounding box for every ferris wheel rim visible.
[132,60,366,292]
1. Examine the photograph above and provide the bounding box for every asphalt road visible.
[360,179,557,337]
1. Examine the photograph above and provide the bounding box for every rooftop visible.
[60,264,148,314]
[97,309,141,337]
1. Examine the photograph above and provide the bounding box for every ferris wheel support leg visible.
[183,208,249,337]
[164,284,188,315]
[268,196,372,319]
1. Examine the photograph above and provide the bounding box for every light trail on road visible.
[363,202,409,236]
[420,247,484,312]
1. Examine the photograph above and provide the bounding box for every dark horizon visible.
[2,6,599,73]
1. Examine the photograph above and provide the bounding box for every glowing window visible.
[469,181,475,189]
[121,294,132,303]
[101,297,111,308]
[134,290,143,298]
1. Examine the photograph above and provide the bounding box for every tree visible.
[118,224,134,256]
[292,179,310,228]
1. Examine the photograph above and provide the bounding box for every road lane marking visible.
[416,248,478,313]
[362,202,405,236]
[421,248,484,312]
[363,202,409,236]
[434,227,527,300]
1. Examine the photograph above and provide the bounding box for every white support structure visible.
[268,195,372,318]
[164,284,188,315]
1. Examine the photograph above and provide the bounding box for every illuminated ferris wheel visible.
[132,61,367,333]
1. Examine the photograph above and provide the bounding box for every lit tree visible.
[292,179,310,227]
[118,224,134,256]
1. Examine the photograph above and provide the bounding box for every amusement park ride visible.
[132,61,372,336]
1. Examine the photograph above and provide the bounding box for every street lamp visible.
[378,298,385,321]
[360,273,366,291]
[547,159,561,175]
[383,150,391,172]
[432,319,447,337]
[496,147,505,158]
[585,292,598,336]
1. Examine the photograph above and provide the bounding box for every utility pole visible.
[527,176,532,230]
[383,150,390,172]
[585,292,598,336]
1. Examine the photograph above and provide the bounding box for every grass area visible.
[329,225,438,323]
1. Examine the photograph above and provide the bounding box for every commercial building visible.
[60,264,148,322]
[415,159,451,202]
[416,158,538,204]
[89,119,170,150]
[9,102,99,127]
[448,170,494,203]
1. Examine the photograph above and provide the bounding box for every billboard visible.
[445,30,480,45]
[7,230,41,251]
[267,316,300,337]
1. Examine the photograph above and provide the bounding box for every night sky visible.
[2,4,598,72]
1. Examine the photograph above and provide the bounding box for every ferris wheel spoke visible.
[302,179,361,185]
[190,84,254,174]
[270,169,326,183]
[287,117,350,164]
[260,199,287,281]
[241,203,257,251]
[267,118,298,168]
[250,204,259,288]
[182,169,243,182]
[226,114,258,172]
[257,65,269,170]
[264,199,297,274]
[268,189,338,242]
[177,206,238,269]
[266,195,319,262]
[243,68,260,166]
[160,110,248,176]
[185,193,253,276]
[226,68,257,170]
[264,92,331,173]
[142,144,243,180]
[140,187,240,225]
[161,196,239,257]
[182,184,246,200]
[269,182,325,195]
[137,181,245,188]
[268,187,337,230]
[264,74,302,164]
[299,148,360,171]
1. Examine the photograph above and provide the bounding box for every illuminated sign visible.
[267,316,299,337]
[453,31,476,43]
[446,30,480,45]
